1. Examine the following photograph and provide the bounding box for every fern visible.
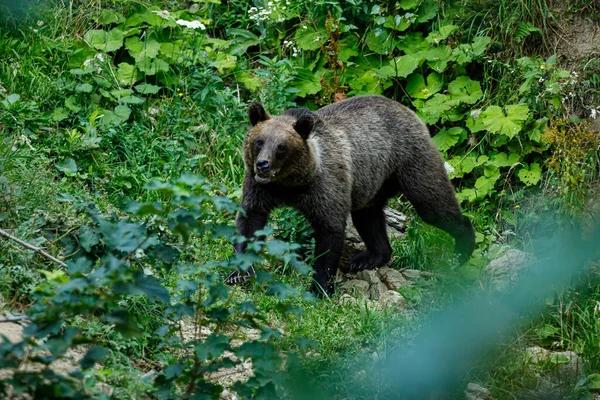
[515,22,542,43]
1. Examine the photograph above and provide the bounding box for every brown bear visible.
[226,95,475,295]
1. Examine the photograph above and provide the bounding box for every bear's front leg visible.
[226,207,271,285]
[309,225,346,296]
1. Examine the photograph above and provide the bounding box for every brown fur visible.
[229,95,475,295]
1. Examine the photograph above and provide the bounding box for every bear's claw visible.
[225,266,256,285]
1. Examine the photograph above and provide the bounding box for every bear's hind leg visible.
[348,205,392,271]
[398,167,475,263]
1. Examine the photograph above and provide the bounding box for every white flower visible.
[37,20,44,26]
[470,109,482,118]
[538,77,544,83]
[444,162,454,175]
[176,19,206,30]
[591,109,598,120]
[152,10,171,20]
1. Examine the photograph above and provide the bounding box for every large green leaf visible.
[474,165,500,198]
[294,25,327,51]
[517,163,541,186]
[115,62,137,86]
[381,54,420,78]
[365,28,395,54]
[125,37,161,62]
[432,127,466,152]
[414,94,452,125]
[481,104,530,138]
[293,67,322,96]
[425,45,453,73]
[448,76,483,105]
[406,72,442,99]
[490,152,520,168]
[84,28,124,52]
[461,155,489,174]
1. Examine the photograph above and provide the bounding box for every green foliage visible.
[0,174,313,398]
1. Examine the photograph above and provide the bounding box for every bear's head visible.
[244,102,317,185]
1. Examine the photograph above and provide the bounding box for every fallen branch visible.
[0,228,67,268]
[0,315,29,323]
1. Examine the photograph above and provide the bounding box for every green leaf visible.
[448,76,483,105]
[365,28,394,54]
[387,54,421,78]
[414,94,452,125]
[399,0,419,9]
[587,373,600,390]
[432,127,466,152]
[517,163,541,186]
[406,72,442,99]
[474,165,500,198]
[56,158,78,176]
[125,37,161,62]
[114,105,131,121]
[119,95,145,104]
[426,24,458,45]
[425,45,453,73]
[490,152,520,168]
[294,25,327,51]
[134,274,170,303]
[195,334,231,361]
[137,58,169,75]
[75,83,93,93]
[461,155,489,174]
[115,62,137,86]
[79,226,99,252]
[471,36,491,56]
[135,83,161,94]
[80,346,108,370]
[396,32,427,53]
[84,28,124,52]
[294,67,322,96]
[97,9,125,25]
[416,0,439,23]
[481,104,529,138]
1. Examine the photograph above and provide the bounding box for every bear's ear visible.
[248,102,269,126]
[293,114,314,140]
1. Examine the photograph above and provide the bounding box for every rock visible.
[369,280,388,301]
[356,270,380,284]
[484,249,536,290]
[465,382,492,400]
[401,269,424,280]
[378,290,406,309]
[339,279,370,298]
[0,321,24,344]
[525,346,584,382]
[383,207,407,231]
[338,294,377,310]
[378,267,410,290]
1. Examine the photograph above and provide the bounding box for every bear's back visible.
[314,95,435,209]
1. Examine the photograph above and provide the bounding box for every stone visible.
[369,280,388,301]
[378,267,410,290]
[401,269,424,280]
[383,207,407,231]
[338,294,377,310]
[464,382,492,400]
[356,269,380,285]
[377,290,406,309]
[525,346,584,382]
[484,249,536,290]
[339,279,370,298]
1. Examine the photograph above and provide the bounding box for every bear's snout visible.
[256,159,271,174]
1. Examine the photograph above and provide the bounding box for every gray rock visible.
[525,346,584,382]
[378,290,406,309]
[401,269,424,280]
[484,249,536,290]
[338,294,377,310]
[339,279,370,298]
[369,279,389,301]
[356,269,380,285]
[465,382,492,400]
[383,207,407,231]
[378,267,410,289]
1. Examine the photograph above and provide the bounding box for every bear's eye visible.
[255,139,264,148]
[276,144,287,154]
